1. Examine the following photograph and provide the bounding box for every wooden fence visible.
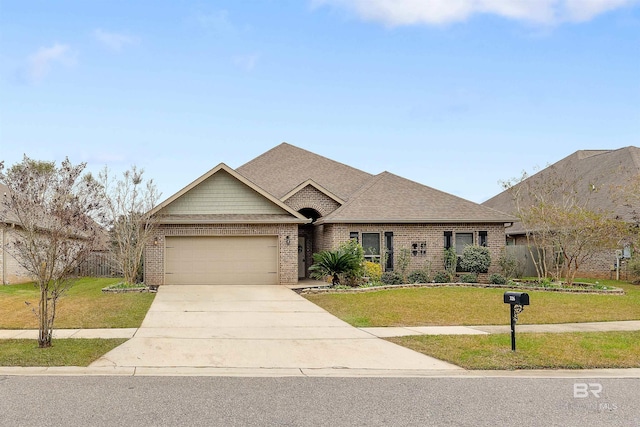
[504,245,539,278]
[75,252,120,278]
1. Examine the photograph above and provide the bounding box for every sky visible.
[1,0,639,204]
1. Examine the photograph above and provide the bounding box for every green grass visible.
[304,279,640,327]
[387,331,640,370]
[0,339,127,366]
[0,277,155,329]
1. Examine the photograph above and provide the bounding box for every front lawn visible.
[0,339,127,366]
[303,279,640,327]
[0,277,155,329]
[387,331,640,370]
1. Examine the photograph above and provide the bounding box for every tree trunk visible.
[38,283,52,348]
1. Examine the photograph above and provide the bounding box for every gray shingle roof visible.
[483,146,640,234]
[318,171,515,224]
[0,183,20,225]
[237,143,373,201]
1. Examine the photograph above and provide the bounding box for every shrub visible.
[498,249,523,279]
[364,261,383,282]
[460,273,478,283]
[396,248,411,281]
[443,248,457,278]
[407,270,430,284]
[433,272,450,283]
[337,239,365,278]
[309,249,361,286]
[460,245,491,274]
[381,271,403,285]
[627,256,640,284]
[489,273,507,285]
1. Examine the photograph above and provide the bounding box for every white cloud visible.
[94,29,139,51]
[563,0,638,22]
[27,43,76,83]
[233,53,260,71]
[312,0,640,26]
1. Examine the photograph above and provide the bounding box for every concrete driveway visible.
[90,285,460,375]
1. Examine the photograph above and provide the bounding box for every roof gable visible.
[318,172,515,224]
[153,163,308,221]
[237,143,373,200]
[282,179,345,205]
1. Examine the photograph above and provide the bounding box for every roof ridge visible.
[320,173,386,221]
[618,146,640,171]
[236,142,374,200]
[239,142,371,176]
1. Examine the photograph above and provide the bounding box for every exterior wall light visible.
[285,236,291,246]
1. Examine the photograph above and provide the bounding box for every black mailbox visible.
[503,291,529,306]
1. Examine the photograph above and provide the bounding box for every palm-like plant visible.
[309,249,360,286]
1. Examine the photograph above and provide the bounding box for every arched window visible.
[299,208,321,222]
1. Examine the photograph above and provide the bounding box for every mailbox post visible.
[503,292,530,351]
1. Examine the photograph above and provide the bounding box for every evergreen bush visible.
[460,245,491,274]
[407,270,430,284]
[489,273,507,285]
[433,272,450,283]
[460,273,478,283]
[381,271,403,285]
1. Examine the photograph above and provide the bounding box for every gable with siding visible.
[162,169,288,216]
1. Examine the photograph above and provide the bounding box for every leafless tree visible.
[99,166,160,286]
[503,165,624,285]
[0,157,106,347]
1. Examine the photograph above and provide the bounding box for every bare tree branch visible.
[0,156,106,347]
[99,166,161,285]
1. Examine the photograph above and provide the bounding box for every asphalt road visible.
[1,376,638,426]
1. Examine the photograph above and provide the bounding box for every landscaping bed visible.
[299,281,624,295]
[101,282,157,293]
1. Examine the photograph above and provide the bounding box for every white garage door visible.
[165,236,279,285]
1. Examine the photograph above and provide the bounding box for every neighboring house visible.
[483,146,639,278]
[145,143,514,286]
[1,183,112,284]
[0,183,33,284]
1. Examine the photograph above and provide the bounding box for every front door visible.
[298,236,306,278]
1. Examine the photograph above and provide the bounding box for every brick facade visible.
[284,185,341,217]
[318,223,505,275]
[144,223,298,286]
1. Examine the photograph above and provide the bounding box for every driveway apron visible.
[90,285,460,372]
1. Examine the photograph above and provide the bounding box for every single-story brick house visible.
[145,143,515,286]
[483,146,639,278]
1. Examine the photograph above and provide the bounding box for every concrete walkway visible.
[359,320,640,338]
[3,320,638,340]
[86,285,460,373]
